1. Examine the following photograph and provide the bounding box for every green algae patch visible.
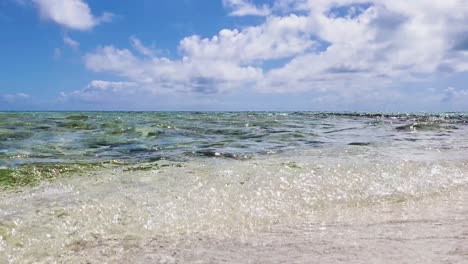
[123,163,182,172]
[283,161,302,169]
[108,127,137,135]
[66,114,89,121]
[124,165,155,172]
[60,121,95,130]
[147,131,162,137]
[86,135,133,148]
[0,129,33,141]
[100,121,122,128]
[0,169,16,187]
[0,163,103,190]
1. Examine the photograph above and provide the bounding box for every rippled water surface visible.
[1,111,467,167]
[1,112,468,263]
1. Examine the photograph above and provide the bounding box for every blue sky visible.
[0,0,467,111]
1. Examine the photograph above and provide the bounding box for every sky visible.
[0,0,467,111]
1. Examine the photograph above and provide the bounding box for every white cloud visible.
[84,41,263,94]
[66,0,468,107]
[86,80,137,91]
[63,36,79,49]
[258,0,468,92]
[80,15,315,95]
[180,15,314,64]
[223,0,271,16]
[32,0,113,30]
[130,37,155,57]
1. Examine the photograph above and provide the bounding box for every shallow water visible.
[1,112,467,167]
[0,112,468,263]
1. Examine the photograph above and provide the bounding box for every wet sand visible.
[54,188,468,264]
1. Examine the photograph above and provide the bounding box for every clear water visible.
[1,112,468,263]
[1,112,467,167]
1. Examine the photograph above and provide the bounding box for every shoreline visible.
[1,155,468,263]
[54,186,468,263]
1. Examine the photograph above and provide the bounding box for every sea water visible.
[0,112,467,263]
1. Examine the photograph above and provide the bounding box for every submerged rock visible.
[348,142,371,146]
[147,131,162,137]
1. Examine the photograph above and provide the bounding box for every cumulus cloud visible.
[32,0,113,30]
[79,15,317,96]
[253,0,468,93]
[223,0,271,16]
[65,0,468,108]
[83,42,263,94]
[180,15,314,64]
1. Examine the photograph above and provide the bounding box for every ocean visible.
[1,112,468,263]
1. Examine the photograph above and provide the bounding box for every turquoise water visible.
[1,112,467,168]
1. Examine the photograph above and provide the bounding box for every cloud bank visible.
[63,0,468,110]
